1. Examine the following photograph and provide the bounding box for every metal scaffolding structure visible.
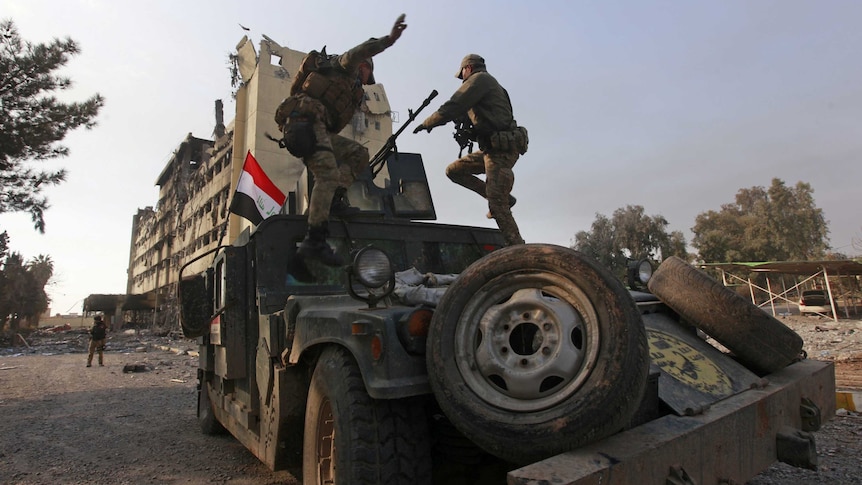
[699,260,862,323]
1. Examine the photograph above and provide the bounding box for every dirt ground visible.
[0,330,300,485]
[0,314,860,485]
[747,313,862,485]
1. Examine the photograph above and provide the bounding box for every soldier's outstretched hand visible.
[390,14,407,43]
[413,123,430,134]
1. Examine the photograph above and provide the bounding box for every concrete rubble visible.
[0,327,199,364]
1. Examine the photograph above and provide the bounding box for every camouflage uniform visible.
[298,36,396,227]
[87,317,107,367]
[416,54,527,246]
[445,150,522,245]
[302,101,372,227]
[277,15,407,265]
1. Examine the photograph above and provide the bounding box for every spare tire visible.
[647,256,803,375]
[427,244,649,465]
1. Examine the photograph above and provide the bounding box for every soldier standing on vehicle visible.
[413,54,528,246]
[274,14,408,266]
[87,315,107,367]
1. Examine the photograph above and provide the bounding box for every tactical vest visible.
[91,324,106,340]
[290,49,365,133]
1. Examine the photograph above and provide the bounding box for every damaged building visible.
[91,34,395,331]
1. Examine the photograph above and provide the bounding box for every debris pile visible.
[0,326,198,357]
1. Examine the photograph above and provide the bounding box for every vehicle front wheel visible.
[427,244,650,465]
[303,346,432,485]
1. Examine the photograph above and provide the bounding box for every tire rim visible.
[316,399,336,484]
[454,271,601,412]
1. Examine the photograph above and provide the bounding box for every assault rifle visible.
[369,89,438,177]
[453,116,475,157]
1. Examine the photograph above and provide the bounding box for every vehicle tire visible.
[198,375,225,435]
[427,244,650,465]
[647,256,803,375]
[303,346,432,485]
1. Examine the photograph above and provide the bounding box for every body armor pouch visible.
[486,126,529,155]
[291,48,332,95]
[282,120,317,159]
[514,126,529,154]
[274,95,319,159]
[302,71,363,133]
[274,96,301,130]
[289,47,364,133]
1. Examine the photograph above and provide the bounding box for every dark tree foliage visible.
[0,19,104,232]
[0,230,7,260]
[691,178,830,263]
[0,237,53,330]
[0,232,7,325]
[572,205,689,280]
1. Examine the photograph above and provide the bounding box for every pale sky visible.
[1,0,860,315]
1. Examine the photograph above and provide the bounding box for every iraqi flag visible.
[229,151,286,225]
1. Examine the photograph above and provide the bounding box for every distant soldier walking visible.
[275,14,408,266]
[413,54,529,246]
[87,315,107,367]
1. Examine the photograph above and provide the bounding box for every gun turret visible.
[369,90,438,177]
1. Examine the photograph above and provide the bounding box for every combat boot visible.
[298,223,344,266]
[330,187,360,218]
[487,195,517,219]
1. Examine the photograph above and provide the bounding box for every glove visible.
[390,14,407,43]
[413,124,431,134]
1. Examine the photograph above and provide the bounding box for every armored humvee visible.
[179,146,835,484]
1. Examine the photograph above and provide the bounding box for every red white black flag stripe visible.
[229,151,286,225]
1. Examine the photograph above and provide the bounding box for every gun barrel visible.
[369,90,438,174]
[391,89,437,139]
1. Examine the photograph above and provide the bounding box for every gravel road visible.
[0,315,860,485]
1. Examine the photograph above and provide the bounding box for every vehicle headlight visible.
[627,259,653,289]
[353,247,394,289]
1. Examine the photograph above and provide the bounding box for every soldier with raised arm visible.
[275,14,408,265]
